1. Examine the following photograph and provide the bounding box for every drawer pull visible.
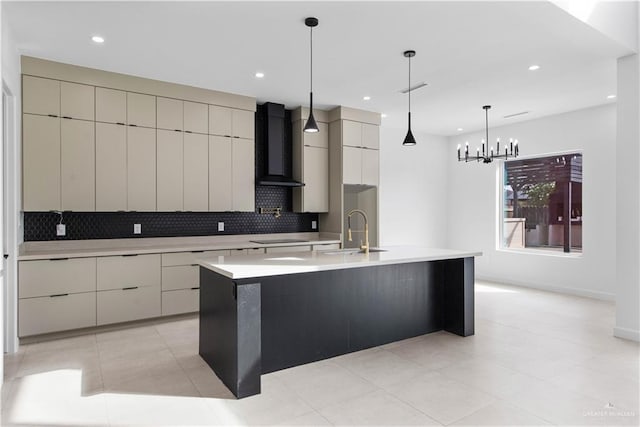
[49,258,69,261]
[191,287,199,290]
[190,264,199,267]
[50,293,69,298]
[122,254,139,257]
[129,124,137,127]
[47,114,58,118]
[122,286,138,291]
[185,130,192,133]
[174,129,182,132]
[62,116,72,120]
[191,250,204,253]
[116,122,125,126]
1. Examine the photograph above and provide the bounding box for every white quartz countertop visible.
[18,233,340,260]
[199,246,482,279]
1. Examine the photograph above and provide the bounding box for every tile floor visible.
[2,281,638,426]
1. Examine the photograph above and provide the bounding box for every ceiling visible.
[3,1,633,136]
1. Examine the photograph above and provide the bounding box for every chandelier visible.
[457,105,519,163]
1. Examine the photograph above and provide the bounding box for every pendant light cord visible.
[310,25,313,93]
[485,107,489,153]
[408,54,411,116]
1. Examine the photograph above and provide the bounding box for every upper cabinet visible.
[339,118,380,186]
[184,101,208,134]
[21,57,256,213]
[127,92,156,128]
[292,108,329,213]
[96,87,126,124]
[342,120,379,149]
[209,105,254,139]
[157,97,183,131]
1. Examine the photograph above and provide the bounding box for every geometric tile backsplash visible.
[24,105,320,241]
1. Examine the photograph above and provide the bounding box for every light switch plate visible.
[56,224,66,236]
[218,222,225,232]
[312,220,317,230]
[134,224,142,234]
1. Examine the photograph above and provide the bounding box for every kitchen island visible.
[198,246,481,398]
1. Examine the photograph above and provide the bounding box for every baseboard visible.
[613,326,640,342]
[476,275,616,302]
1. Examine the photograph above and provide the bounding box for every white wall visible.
[379,126,449,248]
[2,10,21,354]
[447,104,617,300]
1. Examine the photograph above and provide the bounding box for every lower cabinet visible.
[97,286,161,326]
[19,292,96,337]
[162,289,199,316]
[265,245,312,254]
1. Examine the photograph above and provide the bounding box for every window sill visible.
[497,247,583,258]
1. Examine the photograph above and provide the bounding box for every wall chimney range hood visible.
[257,102,305,187]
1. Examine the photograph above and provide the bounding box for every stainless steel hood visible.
[257,102,305,187]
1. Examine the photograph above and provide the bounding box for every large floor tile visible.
[451,400,552,426]
[386,370,496,425]
[319,389,442,426]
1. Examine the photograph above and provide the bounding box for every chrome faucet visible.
[347,209,369,254]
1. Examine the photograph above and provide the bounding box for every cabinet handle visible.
[129,124,137,127]
[62,116,72,120]
[47,114,58,118]
[190,264,199,267]
[185,130,192,134]
[50,293,69,298]
[116,122,125,126]
[49,258,69,261]
[233,136,240,139]
[122,254,139,257]
[174,129,182,132]
[122,286,138,291]
[191,287,199,290]
[191,250,204,253]
[224,135,232,138]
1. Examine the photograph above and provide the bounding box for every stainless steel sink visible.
[322,248,388,255]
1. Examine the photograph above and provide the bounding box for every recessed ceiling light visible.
[381,113,387,118]
[255,72,265,79]
[607,94,616,99]
[91,35,105,44]
[363,96,371,101]
[457,128,463,132]
[528,64,540,71]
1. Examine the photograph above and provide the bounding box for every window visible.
[502,153,582,254]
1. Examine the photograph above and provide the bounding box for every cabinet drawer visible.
[161,250,230,266]
[265,245,312,254]
[19,292,96,337]
[97,254,160,291]
[229,248,265,255]
[97,286,161,326]
[19,258,96,299]
[162,265,198,291]
[162,289,199,316]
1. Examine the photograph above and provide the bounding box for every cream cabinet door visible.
[23,76,59,116]
[97,254,161,291]
[19,257,97,298]
[362,123,379,149]
[19,292,96,337]
[61,119,95,211]
[157,130,184,211]
[209,136,233,211]
[342,120,363,147]
[157,97,183,131]
[209,105,233,137]
[232,138,255,212]
[232,109,255,139]
[162,289,199,316]
[60,82,94,121]
[184,101,208,134]
[127,126,156,211]
[304,121,329,148]
[183,133,209,211]
[361,148,379,186]
[96,123,127,211]
[161,265,198,291]
[127,92,156,128]
[96,87,126,124]
[23,114,61,211]
[303,146,328,212]
[342,146,362,185]
[97,286,161,326]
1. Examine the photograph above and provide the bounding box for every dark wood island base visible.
[199,256,475,399]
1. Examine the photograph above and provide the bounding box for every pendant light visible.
[304,17,319,133]
[403,50,416,146]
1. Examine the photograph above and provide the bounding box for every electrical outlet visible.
[134,224,142,234]
[311,220,317,230]
[56,224,66,236]
[218,222,225,232]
